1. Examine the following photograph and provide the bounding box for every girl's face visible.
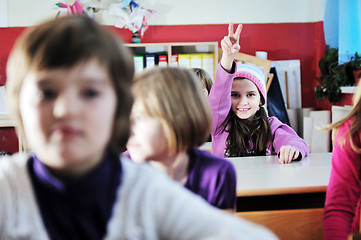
[231,79,261,120]
[19,58,117,175]
[126,101,169,163]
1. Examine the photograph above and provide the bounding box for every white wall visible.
[111,0,325,25]
[0,0,8,27]
[6,0,326,27]
[8,0,58,26]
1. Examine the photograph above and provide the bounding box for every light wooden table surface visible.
[227,153,332,197]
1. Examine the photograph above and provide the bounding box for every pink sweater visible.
[323,117,361,239]
[209,62,309,158]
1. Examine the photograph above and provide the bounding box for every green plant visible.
[350,52,361,70]
[315,47,357,104]
[350,52,361,83]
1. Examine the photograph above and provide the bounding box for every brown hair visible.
[220,107,272,157]
[325,81,361,153]
[191,68,213,95]
[6,15,134,155]
[132,67,212,155]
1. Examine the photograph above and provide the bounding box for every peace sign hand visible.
[220,23,243,71]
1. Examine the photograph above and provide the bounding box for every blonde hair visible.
[192,68,213,94]
[132,67,212,155]
[6,16,134,155]
[326,80,361,153]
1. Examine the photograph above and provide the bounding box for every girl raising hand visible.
[209,23,309,163]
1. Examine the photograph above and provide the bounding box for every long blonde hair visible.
[326,81,361,153]
[132,67,212,155]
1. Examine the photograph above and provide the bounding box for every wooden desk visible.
[227,153,332,211]
[236,208,324,240]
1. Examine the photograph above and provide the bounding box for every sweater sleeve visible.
[323,121,361,239]
[269,117,309,160]
[208,61,236,136]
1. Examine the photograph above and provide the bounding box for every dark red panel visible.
[0,27,26,86]
[0,128,19,154]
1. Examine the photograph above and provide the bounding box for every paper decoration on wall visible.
[55,0,84,16]
[55,0,156,37]
[109,1,156,36]
[55,0,101,18]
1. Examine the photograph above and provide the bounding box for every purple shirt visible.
[124,148,237,209]
[27,152,122,240]
[209,61,309,158]
[185,148,236,209]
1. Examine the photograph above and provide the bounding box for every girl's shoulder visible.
[340,117,355,131]
[335,117,356,139]
[267,116,282,125]
[267,116,285,130]
[189,148,235,172]
[337,116,361,144]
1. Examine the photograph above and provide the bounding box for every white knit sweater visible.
[0,153,277,240]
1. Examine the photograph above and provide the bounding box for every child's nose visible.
[238,96,248,105]
[53,93,78,118]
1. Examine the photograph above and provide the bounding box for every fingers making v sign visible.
[220,23,243,71]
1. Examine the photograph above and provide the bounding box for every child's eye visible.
[231,93,240,98]
[41,89,57,100]
[247,93,255,97]
[82,88,99,98]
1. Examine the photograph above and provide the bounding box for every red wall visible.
[1,22,327,107]
[0,22,330,152]
[110,22,327,108]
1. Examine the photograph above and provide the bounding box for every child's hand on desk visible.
[278,145,300,164]
[220,23,242,71]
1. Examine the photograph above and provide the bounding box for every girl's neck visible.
[149,151,189,184]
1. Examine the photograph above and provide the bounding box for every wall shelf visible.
[0,113,15,128]
[125,42,218,78]
[340,86,357,94]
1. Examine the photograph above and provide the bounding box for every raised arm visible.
[209,24,243,151]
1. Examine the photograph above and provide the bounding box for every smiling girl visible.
[209,23,309,163]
